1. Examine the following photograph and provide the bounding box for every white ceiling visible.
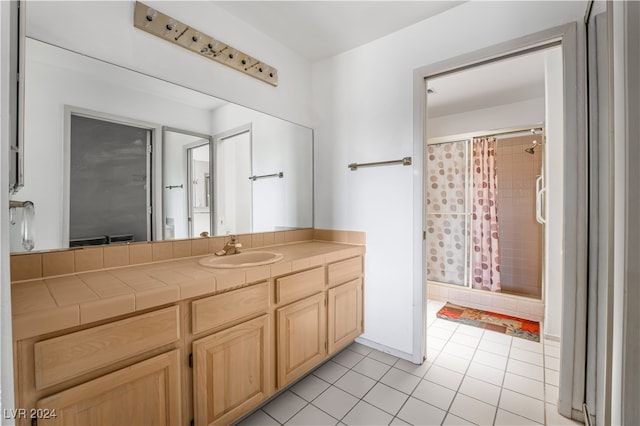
[213,1,465,62]
[214,1,556,116]
[427,48,554,117]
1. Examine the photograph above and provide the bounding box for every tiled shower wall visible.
[495,135,543,298]
[426,134,544,303]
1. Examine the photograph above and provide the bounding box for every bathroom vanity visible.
[10,231,365,425]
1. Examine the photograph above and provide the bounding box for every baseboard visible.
[355,337,416,363]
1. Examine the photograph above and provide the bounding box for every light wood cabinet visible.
[275,266,324,305]
[327,256,362,287]
[15,252,365,426]
[276,292,326,387]
[35,350,181,426]
[192,315,270,426]
[328,278,363,354]
[191,282,269,335]
[34,306,180,390]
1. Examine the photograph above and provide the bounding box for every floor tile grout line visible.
[391,319,460,425]
[305,354,359,424]
[256,300,555,426]
[441,327,505,426]
[436,302,549,426]
[500,347,549,424]
[430,302,546,424]
[431,301,550,424]
[497,407,545,425]
[390,359,438,425]
[490,331,514,425]
[281,397,314,425]
[429,318,463,423]
[272,353,351,425]
[303,346,404,425]
[338,347,415,423]
[260,408,283,426]
[331,349,392,424]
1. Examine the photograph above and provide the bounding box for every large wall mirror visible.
[9,38,313,252]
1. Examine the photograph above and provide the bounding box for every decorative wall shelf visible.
[133,1,278,86]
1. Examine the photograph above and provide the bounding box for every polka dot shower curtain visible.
[471,137,501,291]
[426,141,468,286]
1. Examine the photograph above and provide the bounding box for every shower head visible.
[524,140,538,154]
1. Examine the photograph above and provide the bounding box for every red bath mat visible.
[436,302,540,342]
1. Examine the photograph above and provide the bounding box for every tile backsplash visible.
[10,228,365,282]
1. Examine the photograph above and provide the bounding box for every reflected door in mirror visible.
[163,129,213,240]
[187,143,211,237]
[215,127,252,235]
[69,114,152,246]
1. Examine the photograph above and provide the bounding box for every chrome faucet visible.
[215,235,242,256]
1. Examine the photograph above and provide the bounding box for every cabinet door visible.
[277,293,326,387]
[328,278,363,354]
[36,350,181,425]
[193,315,270,426]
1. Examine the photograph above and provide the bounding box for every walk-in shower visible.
[426,127,545,301]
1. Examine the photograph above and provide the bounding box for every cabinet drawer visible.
[192,282,269,335]
[36,349,182,426]
[34,306,180,390]
[276,267,324,305]
[327,256,362,287]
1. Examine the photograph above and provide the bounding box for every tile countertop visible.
[11,241,365,340]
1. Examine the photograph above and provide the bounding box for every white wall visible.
[312,1,584,355]
[427,97,545,139]
[25,1,312,128]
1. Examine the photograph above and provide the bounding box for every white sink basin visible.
[198,251,284,269]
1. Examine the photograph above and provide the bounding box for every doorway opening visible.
[413,22,587,423]
[425,45,561,327]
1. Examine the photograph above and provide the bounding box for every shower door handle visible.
[536,175,546,224]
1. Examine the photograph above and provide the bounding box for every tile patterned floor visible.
[236,300,583,426]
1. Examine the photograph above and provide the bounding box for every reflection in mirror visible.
[69,113,153,247]
[214,125,252,236]
[163,128,213,240]
[188,144,211,236]
[9,38,313,252]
